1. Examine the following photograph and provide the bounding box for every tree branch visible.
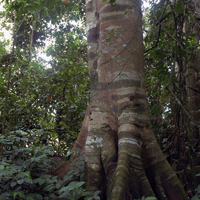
[144,5,173,53]
[144,25,161,53]
[187,86,200,93]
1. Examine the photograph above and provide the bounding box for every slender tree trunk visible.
[185,6,200,145]
[50,0,187,199]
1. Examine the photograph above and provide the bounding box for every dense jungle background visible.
[0,0,200,199]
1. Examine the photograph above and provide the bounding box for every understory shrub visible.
[0,130,99,200]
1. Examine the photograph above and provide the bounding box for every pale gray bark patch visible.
[118,138,140,147]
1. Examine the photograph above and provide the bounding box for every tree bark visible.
[51,0,187,199]
[192,0,200,19]
[185,9,200,144]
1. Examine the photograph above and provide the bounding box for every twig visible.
[144,25,161,53]
[187,86,200,93]
[16,12,31,35]
[29,20,34,62]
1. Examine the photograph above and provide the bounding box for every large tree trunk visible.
[51,0,187,199]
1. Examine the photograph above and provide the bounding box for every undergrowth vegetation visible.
[0,130,100,199]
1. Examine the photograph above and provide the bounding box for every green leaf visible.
[106,37,112,42]
[196,173,200,176]
[110,0,116,6]
[10,181,17,187]
[17,179,24,185]
[63,174,69,181]
[41,174,52,179]
[23,172,32,179]
[190,33,196,38]
[13,191,25,199]
[27,195,35,200]
[75,181,85,188]
[39,178,45,185]
[31,157,35,162]
[34,129,44,135]
[59,186,73,193]
[35,178,45,185]
[16,130,28,135]
[145,197,157,200]
[56,181,61,189]
[25,178,33,184]
[35,194,43,200]
[44,184,54,191]
[93,190,101,200]
[197,185,200,193]
[175,2,184,14]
